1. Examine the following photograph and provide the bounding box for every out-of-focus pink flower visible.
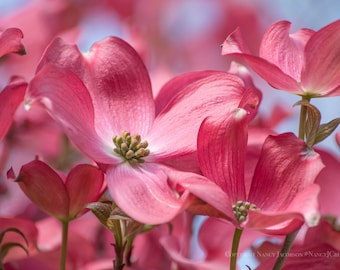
[0,28,25,58]
[222,20,340,97]
[0,78,27,141]
[26,36,260,224]
[160,216,264,269]
[9,160,105,221]
[173,109,324,235]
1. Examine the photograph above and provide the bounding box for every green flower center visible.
[113,131,150,165]
[232,200,258,223]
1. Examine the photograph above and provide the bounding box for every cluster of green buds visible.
[232,200,258,223]
[113,131,150,165]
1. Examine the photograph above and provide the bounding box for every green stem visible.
[60,220,69,270]
[273,229,299,270]
[230,227,243,270]
[298,96,311,140]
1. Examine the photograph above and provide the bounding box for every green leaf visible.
[315,118,340,145]
[86,202,112,228]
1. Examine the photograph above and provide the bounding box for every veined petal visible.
[302,20,340,96]
[27,64,117,164]
[15,160,69,219]
[148,72,256,161]
[259,21,314,82]
[154,70,221,115]
[0,28,25,57]
[106,164,188,224]
[244,184,320,234]
[167,169,235,223]
[84,36,155,136]
[248,133,324,211]
[222,27,301,93]
[36,37,155,139]
[197,109,248,202]
[0,79,27,141]
[66,164,105,219]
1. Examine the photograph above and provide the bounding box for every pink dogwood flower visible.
[26,36,261,224]
[9,160,105,221]
[222,20,340,97]
[173,108,324,234]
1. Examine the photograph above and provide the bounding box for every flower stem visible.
[298,96,311,140]
[230,227,243,270]
[60,220,69,270]
[272,229,298,270]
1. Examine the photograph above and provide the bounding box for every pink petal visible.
[65,164,105,219]
[167,169,235,223]
[197,109,248,202]
[37,37,155,137]
[27,64,116,164]
[259,21,314,82]
[106,164,189,224]
[0,28,25,57]
[85,36,155,136]
[154,70,220,115]
[245,184,320,234]
[302,20,340,96]
[222,27,301,93]
[148,72,259,161]
[248,133,324,212]
[0,79,27,141]
[15,159,69,219]
[245,210,304,235]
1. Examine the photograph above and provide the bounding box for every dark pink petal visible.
[259,21,314,82]
[0,79,27,141]
[197,109,248,202]
[222,27,301,93]
[15,160,69,219]
[154,70,220,115]
[302,20,340,96]
[148,72,258,161]
[248,133,324,212]
[37,37,155,137]
[106,164,189,224]
[167,169,235,222]
[245,184,320,234]
[27,64,116,164]
[0,28,25,57]
[66,164,105,219]
[85,36,155,136]
[245,210,304,235]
